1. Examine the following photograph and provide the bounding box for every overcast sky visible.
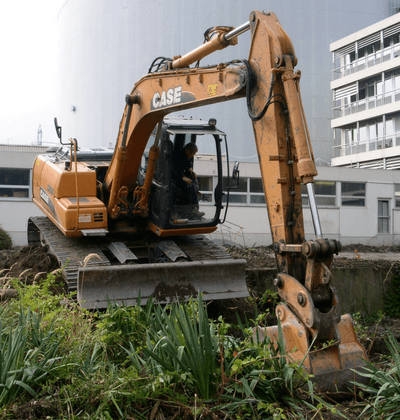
[0,0,61,145]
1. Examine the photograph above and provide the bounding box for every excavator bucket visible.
[255,304,368,392]
[77,259,248,309]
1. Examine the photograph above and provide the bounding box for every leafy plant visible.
[257,288,280,313]
[123,295,315,419]
[96,298,154,363]
[217,317,313,419]
[0,228,12,250]
[0,308,62,407]
[353,330,400,419]
[384,264,400,317]
[125,295,219,399]
[10,268,71,321]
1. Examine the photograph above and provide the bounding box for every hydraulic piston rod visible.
[172,21,250,69]
[224,22,250,41]
[306,182,323,238]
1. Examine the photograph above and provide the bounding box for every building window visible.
[249,178,265,204]
[332,23,400,79]
[341,182,366,206]
[378,199,390,233]
[197,176,213,203]
[394,184,400,207]
[0,168,30,199]
[222,176,247,203]
[221,177,266,205]
[301,181,336,207]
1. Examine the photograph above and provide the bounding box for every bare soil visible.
[0,245,59,285]
[227,243,400,270]
[1,243,397,287]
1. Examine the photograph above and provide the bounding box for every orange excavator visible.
[29,11,367,389]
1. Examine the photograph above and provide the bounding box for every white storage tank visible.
[57,0,388,162]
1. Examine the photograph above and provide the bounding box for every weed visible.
[0,228,12,250]
[384,264,400,318]
[0,308,63,408]
[353,330,400,419]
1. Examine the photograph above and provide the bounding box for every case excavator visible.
[29,11,367,390]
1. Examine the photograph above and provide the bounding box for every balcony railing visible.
[332,132,400,158]
[332,86,400,118]
[332,44,400,80]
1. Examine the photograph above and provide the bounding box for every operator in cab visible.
[172,142,205,219]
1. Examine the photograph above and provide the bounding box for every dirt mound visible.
[341,244,400,253]
[227,245,276,269]
[0,245,59,284]
[1,243,396,284]
[227,244,397,270]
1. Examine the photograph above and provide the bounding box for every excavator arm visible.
[100,10,366,390]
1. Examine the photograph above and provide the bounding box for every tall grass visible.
[0,308,62,407]
[123,295,218,399]
[354,330,400,419]
[122,295,313,419]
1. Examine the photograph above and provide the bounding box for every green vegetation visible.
[354,331,400,419]
[0,228,11,250]
[384,264,400,318]
[0,270,399,419]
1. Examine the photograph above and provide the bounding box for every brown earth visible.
[0,245,59,286]
[227,243,400,270]
[1,243,398,286]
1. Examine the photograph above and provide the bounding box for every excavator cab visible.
[139,117,226,235]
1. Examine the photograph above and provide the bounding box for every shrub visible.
[384,264,400,318]
[354,330,400,419]
[0,228,12,250]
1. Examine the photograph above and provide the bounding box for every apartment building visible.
[330,12,400,170]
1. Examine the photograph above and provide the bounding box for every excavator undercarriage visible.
[28,216,247,309]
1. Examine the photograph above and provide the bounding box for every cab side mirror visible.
[54,118,62,141]
[230,161,240,189]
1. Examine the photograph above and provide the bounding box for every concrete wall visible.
[0,145,48,246]
[247,266,392,315]
[0,202,43,246]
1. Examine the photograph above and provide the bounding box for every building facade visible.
[194,161,400,247]
[2,144,400,247]
[0,145,49,245]
[331,12,400,169]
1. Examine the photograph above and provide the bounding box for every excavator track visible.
[28,217,111,294]
[28,216,248,308]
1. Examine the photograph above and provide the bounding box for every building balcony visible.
[332,132,400,158]
[332,44,400,81]
[332,87,400,119]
